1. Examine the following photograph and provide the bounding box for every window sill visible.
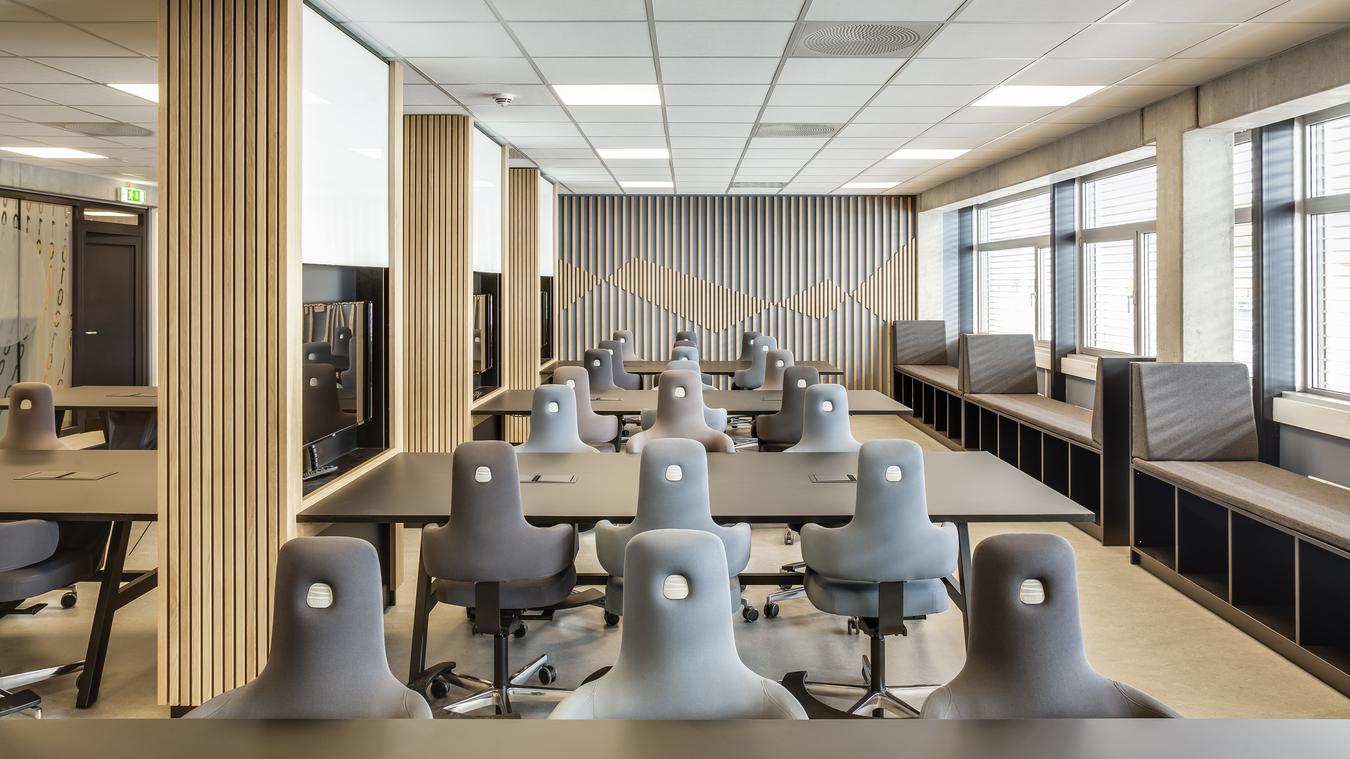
[1273,392,1350,442]
[1060,353,1099,381]
[1034,344,1052,372]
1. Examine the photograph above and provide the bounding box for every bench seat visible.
[1133,458,1350,552]
[967,393,1097,450]
[895,364,960,394]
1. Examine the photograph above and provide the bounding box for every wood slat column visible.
[503,167,540,443]
[402,114,473,451]
[158,0,303,707]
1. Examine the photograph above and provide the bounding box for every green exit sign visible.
[118,186,146,205]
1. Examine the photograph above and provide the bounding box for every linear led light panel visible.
[1,146,106,159]
[841,181,897,189]
[972,85,1102,107]
[887,148,968,160]
[620,181,673,188]
[109,83,159,103]
[553,84,661,106]
[598,147,669,160]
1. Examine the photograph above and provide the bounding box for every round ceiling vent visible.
[754,123,838,138]
[801,23,923,56]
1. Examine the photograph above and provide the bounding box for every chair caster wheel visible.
[603,611,620,627]
[429,677,450,699]
[784,534,794,546]
[60,591,77,609]
[537,664,557,685]
[513,623,528,638]
[847,618,859,635]
[742,605,760,623]
[764,602,779,619]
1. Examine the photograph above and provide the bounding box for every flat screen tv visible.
[301,300,372,478]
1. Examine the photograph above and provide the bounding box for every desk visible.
[472,389,910,418]
[545,359,844,378]
[0,386,159,449]
[1,718,1346,759]
[0,449,157,708]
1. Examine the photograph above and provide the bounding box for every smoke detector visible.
[754,123,840,138]
[492,92,515,107]
[790,22,938,58]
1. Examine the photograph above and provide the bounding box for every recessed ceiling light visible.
[887,148,968,160]
[972,85,1102,107]
[621,181,673,188]
[841,182,897,190]
[598,147,669,160]
[1,146,106,159]
[108,83,158,103]
[553,84,661,106]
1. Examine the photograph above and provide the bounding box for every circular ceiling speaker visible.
[801,23,923,56]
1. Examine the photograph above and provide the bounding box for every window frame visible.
[973,186,1053,342]
[1302,103,1350,399]
[1077,158,1158,357]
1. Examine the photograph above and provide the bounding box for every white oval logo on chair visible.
[474,466,493,483]
[674,386,687,398]
[663,575,690,600]
[547,401,560,413]
[665,464,683,482]
[760,345,768,352]
[885,465,903,482]
[565,379,576,388]
[618,337,626,343]
[775,360,785,368]
[591,360,600,367]
[19,399,32,410]
[307,352,317,361]
[605,348,614,354]
[308,377,318,388]
[796,379,807,388]
[1019,579,1045,605]
[821,400,834,412]
[306,582,333,609]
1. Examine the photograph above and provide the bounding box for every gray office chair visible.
[553,367,620,449]
[782,439,958,718]
[674,330,699,350]
[0,520,97,717]
[785,385,860,453]
[665,346,714,387]
[670,345,699,363]
[0,382,60,450]
[736,331,762,362]
[551,530,804,720]
[517,385,597,454]
[596,438,756,625]
[599,340,642,390]
[921,533,1179,719]
[754,366,820,450]
[625,370,736,454]
[638,404,728,435]
[584,348,620,392]
[732,335,777,390]
[302,341,333,366]
[302,363,356,443]
[188,536,431,719]
[612,329,639,361]
[760,349,795,391]
[413,441,592,716]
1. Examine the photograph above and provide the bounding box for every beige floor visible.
[6,415,1350,719]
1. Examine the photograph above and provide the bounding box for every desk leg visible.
[955,522,972,645]
[76,522,130,709]
[408,554,433,682]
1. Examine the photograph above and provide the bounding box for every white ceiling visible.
[0,0,157,182]
[317,0,1350,195]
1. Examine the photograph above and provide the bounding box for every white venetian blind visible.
[979,192,1050,242]
[981,247,1037,335]
[1084,239,1137,354]
[1233,138,1254,370]
[1083,164,1157,228]
[1307,113,1350,394]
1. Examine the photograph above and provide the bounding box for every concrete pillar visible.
[1181,129,1237,361]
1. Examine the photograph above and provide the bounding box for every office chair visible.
[188,537,430,719]
[0,520,102,717]
[612,329,639,361]
[782,439,958,718]
[785,385,860,453]
[637,403,728,435]
[413,442,594,716]
[625,370,735,454]
[666,345,714,386]
[754,366,820,451]
[302,363,356,443]
[583,348,620,392]
[759,349,795,391]
[553,367,620,449]
[596,438,757,625]
[599,340,642,390]
[921,533,1179,719]
[674,330,699,350]
[732,335,777,390]
[670,345,699,363]
[551,530,804,720]
[516,385,598,454]
[736,330,762,362]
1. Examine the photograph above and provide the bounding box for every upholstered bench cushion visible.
[967,393,1097,449]
[1133,459,1350,552]
[892,320,949,365]
[896,364,961,394]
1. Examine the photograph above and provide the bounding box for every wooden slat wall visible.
[158,0,303,707]
[503,167,540,443]
[402,114,473,451]
[556,195,916,392]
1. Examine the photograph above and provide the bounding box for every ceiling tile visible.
[511,22,652,57]
[921,23,1088,58]
[589,136,669,148]
[920,122,1024,139]
[321,0,495,21]
[1074,84,1188,108]
[1047,23,1234,58]
[0,104,110,122]
[1108,0,1287,23]
[660,58,780,84]
[671,147,743,158]
[943,105,1056,122]
[655,22,795,57]
[444,83,558,106]
[1175,21,1344,59]
[665,105,762,122]
[761,105,860,122]
[535,57,657,84]
[74,22,157,55]
[806,158,876,167]
[360,22,520,56]
[837,123,930,138]
[827,137,911,149]
[871,84,990,107]
[485,121,581,137]
[580,122,667,136]
[902,136,986,149]
[468,104,569,121]
[410,58,540,84]
[670,136,748,149]
[0,87,53,106]
[1255,0,1350,23]
[653,0,804,20]
[768,84,880,106]
[1035,105,1135,123]
[892,58,1031,84]
[1121,57,1258,85]
[776,58,906,85]
[806,0,965,22]
[663,84,770,106]
[8,83,150,106]
[854,105,959,122]
[507,135,592,149]
[404,85,458,108]
[0,22,132,56]
[747,137,829,150]
[64,104,157,122]
[1009,57,1156,86]
[403,104,470,115]
[0,58,90,84]
[530,148,606,160]
[492,0,647,20]
[957,0,1129,22]
[668,122,754,136]
[567,105,665,122]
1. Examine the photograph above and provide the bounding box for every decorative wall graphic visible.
[557,194,917,392]
[0,196,73,399]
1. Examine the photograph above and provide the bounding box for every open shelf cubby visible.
[963,401,981,450]
[1068,445,1101,519]
[980,408,999,454]
[1176,491,1229,601]
[1042,435,1070,497]
[945,394,963,442]
[1018,425,1042,478]
[997,415,1019,466]
[934,389,949,434]
[1231,511,1297,641]
[1132,471,1176,569]
[1299,540,1350,673]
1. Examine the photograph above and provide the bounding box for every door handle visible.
[84,330,99,335]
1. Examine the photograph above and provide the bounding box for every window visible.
[975,191,1051,340]
[1305,109,1350,395]
[1079,162,1157,355]
[1233,136,1253,370]
[472,127,503,273]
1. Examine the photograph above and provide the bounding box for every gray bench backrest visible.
[1130,362,1259,461]
[891,320,949,365]
[1091,356,1153,448]
[958,333,1038,394]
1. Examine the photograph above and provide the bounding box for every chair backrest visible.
[736,330,762,362]
[302,363,354,443]
[553,366,619,445]
[550,529,806,720]
[0,519,60,573]
[892,320,949,365]
[732,335,777,389]
[801,439,956,582]
[754,366,819,444]
[0,382,60,450]
[302,341,333,365]
[599,339,640,387]
[785,384,859,453]
[674,330,699,349]
[670,345,700,363]
[957,333,1038,394]
[584,348,620,392]
[1130,362,1259,461]
[421,441,576,583]
[626,370,735,453]
[186,537,431,719]
[612,330,638,360]
[1090,355,1153,449]
[759,349,795,391]
[518,385,596,454]
[921,533,1178,719]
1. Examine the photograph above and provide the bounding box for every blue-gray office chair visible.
[785,385,860,453]
[760,349,795,391]
[599,340,642,390]
[665,345,714,387]
[754,366,820,450]
[553,367,620,449]
[612,330,639,361]
[674,330,699,350]
[732,335,776,390]
[736,331,762,362]
[517,385,597,454]
[584,348,620,392]
[626,371,735,454]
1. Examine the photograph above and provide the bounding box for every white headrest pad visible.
[1019,579,1046,605]
[547,401,560,413]
[308,377,318,388]
[822,400,834,412]
[674,386,687,398]
[565,379,576,388]
[591,359,600,367]
[474,466,492,483]
[665,464,683,482]
[775,360,785,367]
[306,582,334,609]
[796,378,807,388]
[663,575,690,600]
[884,465,903,482]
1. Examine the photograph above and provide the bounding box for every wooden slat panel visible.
[503,167,540,443]
[158,0,302,708]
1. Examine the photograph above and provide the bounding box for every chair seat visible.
[968,393,1098,449]
[433,567,577,610]
[804,570,948,620]
[0,548,97,604]
[1133,458,1350,552]
[896,364,960,394]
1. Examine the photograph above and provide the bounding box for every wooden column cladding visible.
[503,167,540,443]
[158,0,303,706]
[402,114,473,451]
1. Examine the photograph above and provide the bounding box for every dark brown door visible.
[74,230,145,386]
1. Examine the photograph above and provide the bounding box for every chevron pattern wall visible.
[557,194,916,392]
